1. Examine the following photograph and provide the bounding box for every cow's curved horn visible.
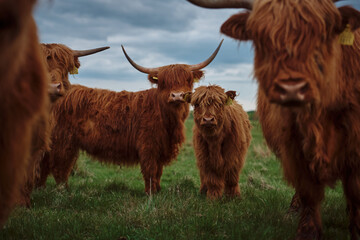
[190,39,224,71]
[73,46,110,57]
[187,0,253,10]
[121,45,160,74]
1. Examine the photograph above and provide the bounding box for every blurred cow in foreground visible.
[41,40,223,194]
[34,44,109,188]
[188,0,360,239]
[17,44,109,206]
[0,0,48,225]
[188,85,251,199]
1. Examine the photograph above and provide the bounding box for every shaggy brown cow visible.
[187,85,251,199]
[0,0,48,225]
[41,41,223,194]
[188,0,360,239]
[34,44,110,188]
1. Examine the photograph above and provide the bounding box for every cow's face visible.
[188,85,235,136]
[148,65,204,107]
[221,0,360,107]
[41,44,79,98]
[121,40,223,108]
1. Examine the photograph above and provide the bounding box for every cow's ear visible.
[148,73,159,84]
[225,90,236,105]
[192,70,204,83]
[221,12,252,41]
[337,6,360,33]
[74,57,81,69]
[184,92,192,103]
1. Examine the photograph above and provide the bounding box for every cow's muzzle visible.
[200,116,217,127]
[269,76,312,106]
[168,91,191,103]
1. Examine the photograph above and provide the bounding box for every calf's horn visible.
[187,0,253,10]
[121,45,160,74]
[190,39,223,71]
[73,46,110,57]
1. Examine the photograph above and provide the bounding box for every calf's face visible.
[189,85,236,136]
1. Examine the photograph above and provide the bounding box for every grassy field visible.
[0,114,350,240]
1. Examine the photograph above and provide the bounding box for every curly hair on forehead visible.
[248,0,341,58]
[40,44,80,72]
[191,85,228,107]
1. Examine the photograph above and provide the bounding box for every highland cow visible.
[188,0,360,239]
[42,41,223,194]
[188,85,251,199]
[0,0,48,225]
[35,44,110,188]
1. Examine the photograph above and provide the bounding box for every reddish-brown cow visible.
[188,0,360,239]
[0,0,48,225]
[17,44,109,206]
[188,85,251,199]
[34,44,109,188]
[41,41,223,194]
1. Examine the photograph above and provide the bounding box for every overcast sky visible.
[34,0,360,111]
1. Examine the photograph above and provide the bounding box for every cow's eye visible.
[314,54,323,74]
[194,103,199,108]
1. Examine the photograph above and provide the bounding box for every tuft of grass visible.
[252,142,272,159]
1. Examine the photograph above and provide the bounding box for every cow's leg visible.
[51,147,79,188]
[139,153,159,195]
[155,163,163,192]
[342,173,360,240]
[204,169,225,200]
[35,152,50,188]
[224,168,240,198]
[287,191,302,214]
[295,184,324,240]
[199,169,208,195]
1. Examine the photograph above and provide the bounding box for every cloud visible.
[35,0,360,112]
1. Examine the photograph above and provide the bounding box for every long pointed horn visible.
[73,46,110,57]
[121,45,160,74]
[190,39,224,71]
[187,0,253,10]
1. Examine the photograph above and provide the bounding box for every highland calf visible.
[188,0,360,239]
[35,44,109,188]
[0,0,48,225]
[188,85,251,199]
[42,41,223,194]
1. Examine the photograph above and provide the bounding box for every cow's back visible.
[51,85,171,165]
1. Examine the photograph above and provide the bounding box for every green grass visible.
[0,115,350,240]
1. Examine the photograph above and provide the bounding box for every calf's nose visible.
[203,116,215,123]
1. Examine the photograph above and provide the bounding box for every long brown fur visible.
[218,0,360,239]
[15,44,80,207]
[0,0,48,225]
[43,64,203,194]
[189,85,251,199]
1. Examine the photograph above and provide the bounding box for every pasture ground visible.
[0,112,349,240]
